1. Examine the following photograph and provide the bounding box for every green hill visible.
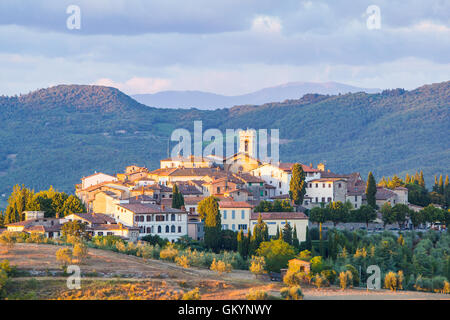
[0,81,448,200]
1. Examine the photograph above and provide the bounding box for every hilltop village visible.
[4,130,412,243]
[4,130,411,243]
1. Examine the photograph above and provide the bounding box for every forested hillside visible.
[0,82,448,203]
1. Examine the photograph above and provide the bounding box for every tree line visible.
[0,185,86,226]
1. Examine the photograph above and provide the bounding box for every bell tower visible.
[239,129,257,158]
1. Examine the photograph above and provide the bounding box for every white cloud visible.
[94,77,172,94]
[251,15,282,34]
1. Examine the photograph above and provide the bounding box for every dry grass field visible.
[1,243,449,300]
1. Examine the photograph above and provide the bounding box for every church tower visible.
[239,129,257,159]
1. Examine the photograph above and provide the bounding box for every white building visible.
[81,172,117,189]
[219,201,254,233]
[251,163,320,196]
[112,203,188,242]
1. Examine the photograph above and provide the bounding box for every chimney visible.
[161,204,165,211]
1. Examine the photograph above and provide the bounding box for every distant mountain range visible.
[0,81,448,201]
[132,81,381,109]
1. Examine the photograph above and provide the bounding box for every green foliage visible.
[280,286,303,300]
[253,200,293,213]
[171,184,184,209]
[256,239,295,272]
[198,196,221,252]
[366,172,377,209]
[0,83,449,199]
[289,163,306,205]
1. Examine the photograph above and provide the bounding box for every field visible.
[1,243,449,300]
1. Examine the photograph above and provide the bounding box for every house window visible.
[323,183,325,188]
[338,183,342,188]
[231,224,236,231]
[315,197,318,203]
[327,197,332,202]
[222,224,228,230]
[165,225,170,233]
[279,182,282,188]
[354,196,357,202]
[158,226,161,233]
[146,226,152,233]
[171,225,175,233]
[156,215,165,222]
[238,224,247,231]
[241,210,245,219]
[232,210,235,219]
[98,232,103,236]
[217,187,220,193]
[322,197,325,203]
[171,214,176,221]
[328,184,331,188]
[223,210,227,219]
[135,216,140,222]
[147,215,152,222]
[178,226,182,233]
[315,183,318,188]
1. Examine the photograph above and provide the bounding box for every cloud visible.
[251,16,282,34]
[94,77,172,94]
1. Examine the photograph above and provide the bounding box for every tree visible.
[292,225,300,249]
[61,220,87,242]
[72,242,89,264]
[237,230,249,259]
[381,202,396,228]
[56,248,73,266]
[409,210,424,229]
[61,195,85,217]
[198,196,221,251]
[282,220,293,245]
[309,207,326,240]
[366,172,377,209]
[392,204,410,229]
[171,184,184,209]
[355,205,377,228]
[326,201,347,226]
[289,163,306,206]
[256,239,295,273]
[4,184,35,224]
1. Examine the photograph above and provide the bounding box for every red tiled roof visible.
[219,201,254,208]
[250,212,308,220]
[278,163,319,173]
[118,203,186,214]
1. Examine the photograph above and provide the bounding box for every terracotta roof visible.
[125,195,157,203]
[362,187,397,200]
[219,201,254,208]
[278,163,319,173]
[88,224,139,231]
[308,178,346,183]
[234,173,265,183]
[69,213,116,225]
[118,203,186,214]
[250,212,308,220]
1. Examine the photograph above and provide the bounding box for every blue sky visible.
[0,0,449,96]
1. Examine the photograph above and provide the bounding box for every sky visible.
[0,0,449,96]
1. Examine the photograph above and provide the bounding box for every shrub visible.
[182,287,201,300]
[0,260,16,276]
[210,259,232,274]
[321,269,337,285]
[384,272,398,291]
[246,289,268,300]
[344,264,360,286]
[443,281,450,294]
[56,248,73,266]
[314,274,328,288]
[256,239,295,273]
[0,231,16,253]
[137,244,160,259]
[175,255,190,268]
[72,243,89,264]
[0,269,8,298]
[339,270,353,290]
[160,245,179,262]
[280,286,303,300]
[249,256,266,275]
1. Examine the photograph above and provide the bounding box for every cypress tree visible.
[198,196,221,252]
[282,220,293,245]
[292,225,300,249]
[289,163,306,206]
[438,175,444,195]
[237,230,247,259]
[419,170,425,188]
[275,225,280,240]
[366,172,377,209]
